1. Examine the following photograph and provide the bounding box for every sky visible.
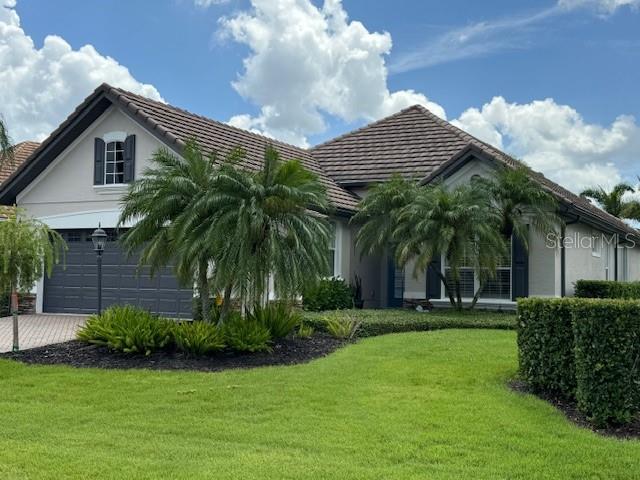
[1,0,639,194]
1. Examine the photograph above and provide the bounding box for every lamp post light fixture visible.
[91,224,107,315]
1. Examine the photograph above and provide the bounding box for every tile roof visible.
[103,86,359,214]
[0,141,40,186]
[311,104,639,238]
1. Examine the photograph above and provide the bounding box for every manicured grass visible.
[1,330,638,479]
[303,308,516,336]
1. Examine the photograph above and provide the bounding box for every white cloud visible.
[390,0,639,73]
[558,0,640,14]
[453,97,640,193]
[0,0,162,142]
[194,0,230,7]
[218,0,444,146]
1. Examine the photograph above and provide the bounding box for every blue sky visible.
[2,0,640,192]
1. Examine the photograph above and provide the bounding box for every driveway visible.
[0,314,87,353]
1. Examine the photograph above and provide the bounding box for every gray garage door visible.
[43,229,193,318]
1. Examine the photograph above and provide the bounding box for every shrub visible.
[296,322,315,339]
[571,299,640,426]
[324,311,361,339]
[223,314,272,353]
[302,278,354,311]
[77,305,173,356]
[173,321,226,356]
[516,298,576,398]
[0,290,8,317]
[192,296,222,322]
[304,309,516,337]
[574,280,640,299]
[248,302,301,338]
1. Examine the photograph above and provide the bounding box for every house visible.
[0,141,40,185]
[0,83,638,316]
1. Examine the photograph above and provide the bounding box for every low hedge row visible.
[304,309,516,337]
[517,297,640,427]
[574,280,640,299]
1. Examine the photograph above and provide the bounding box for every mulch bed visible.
[0,334,347,372]
[509,380,640,440]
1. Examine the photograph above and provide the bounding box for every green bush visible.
[516,298,576,398]
[571,299,640,426]
[302,278,354,311]
[296,322,315,339]
[172,321,226,356]
[223,314,272,353]
[574,280,640,299]
[77,305,173,356]
[0,290,8,317]
[324,311,361,339]
[248,302,301,338]
[192,296,222,322]
[304,309,516,337]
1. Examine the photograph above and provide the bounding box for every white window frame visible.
[591,232,602,258]
[325,222,342,278]
[104,140,126,185]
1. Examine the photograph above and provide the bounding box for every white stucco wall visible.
[563,222,616,296]
[529,229,560,297]
[17,106,165,226]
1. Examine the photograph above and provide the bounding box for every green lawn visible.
[1,329,638,479]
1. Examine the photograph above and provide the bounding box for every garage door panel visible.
[44,229,193,318]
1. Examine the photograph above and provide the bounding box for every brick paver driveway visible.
[0,314,87,353]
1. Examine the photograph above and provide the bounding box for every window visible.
[591,232,602,257]
[105,141,125,184]
[442,238,512,300]
[444,249,476,299]
[482,238,512,300]
[326,222,337,277]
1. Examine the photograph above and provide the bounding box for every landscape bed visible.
[0,334,345,372]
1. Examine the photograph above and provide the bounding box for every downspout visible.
[560,209,580,298]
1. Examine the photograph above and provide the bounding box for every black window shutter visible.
[94,138,105,185]
[123,134,136,183]
[512,235,529,300]
[426,253,442,299]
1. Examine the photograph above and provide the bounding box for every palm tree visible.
[0,117,14,167]
[472,164,562,248]
[119,140,227,322]
[580,183,640,221]
[354,178,507,310]
[181,146,332,308]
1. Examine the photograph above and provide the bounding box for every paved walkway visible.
[0,314,87,353]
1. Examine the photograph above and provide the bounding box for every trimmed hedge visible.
[575,280,640,299]
[517,297,640,427]
[517,298,576,398]
[571,299,640,426]
[304,309,516,337]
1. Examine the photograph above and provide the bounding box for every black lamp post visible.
[91,225,107,315]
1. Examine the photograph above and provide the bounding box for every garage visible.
[43,230,193,318]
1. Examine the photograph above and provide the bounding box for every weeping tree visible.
[0,207,66,350]
[0,116,14,168]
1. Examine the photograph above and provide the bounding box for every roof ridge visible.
[310,104,425,151]
[411,106,639,236]
[107,85,312,156]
